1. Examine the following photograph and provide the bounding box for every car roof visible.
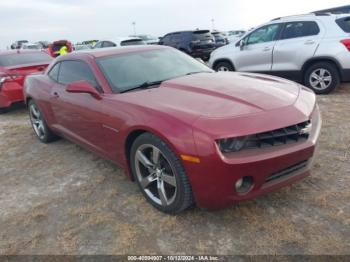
[165,30,211,35]
[59,45,168,60]
[271,13,350,22]
[98,37,143,44]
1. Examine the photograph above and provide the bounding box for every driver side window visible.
[245,24,281,45]
[57,60,100,91]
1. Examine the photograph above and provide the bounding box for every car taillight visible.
[341,39,350,51]
[0,74,19,90]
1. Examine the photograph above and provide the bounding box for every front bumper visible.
[183,105,321,209]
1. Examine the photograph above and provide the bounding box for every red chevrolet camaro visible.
[24,46,321,214]
[0,50,52,112]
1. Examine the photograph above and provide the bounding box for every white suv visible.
[209,13,350,94]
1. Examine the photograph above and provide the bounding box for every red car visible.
[47,40,73,57]
[24,46,321,213]
[0,50,52,112]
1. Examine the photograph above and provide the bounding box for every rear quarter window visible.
[336,17,350,33]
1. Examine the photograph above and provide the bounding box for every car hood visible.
[118,72,301,123]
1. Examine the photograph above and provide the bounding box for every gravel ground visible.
[0,84,349,255]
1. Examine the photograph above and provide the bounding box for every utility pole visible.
[132,22,136,35]
[211,18,215,31]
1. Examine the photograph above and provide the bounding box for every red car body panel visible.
[24,46,321,209]
[0,50,51,109]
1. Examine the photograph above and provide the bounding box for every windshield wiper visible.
[120,80,164,93]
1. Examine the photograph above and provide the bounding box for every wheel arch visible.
[25,96,32,107]
[124,126,190,181]
[302,57,342,79]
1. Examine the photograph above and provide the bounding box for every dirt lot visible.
[0,84,349,255]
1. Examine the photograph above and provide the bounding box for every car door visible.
[272,20,324,72]
[49,60,108,154]
[233,23,282,72]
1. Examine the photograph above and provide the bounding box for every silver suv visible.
[209,13,350,94]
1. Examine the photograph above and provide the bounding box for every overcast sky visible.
[0,0,348,49]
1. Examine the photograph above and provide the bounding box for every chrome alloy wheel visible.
[29,103,45,139]
[309,68,332,91]
[134,144,177,206]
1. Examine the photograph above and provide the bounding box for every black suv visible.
[159,30,215,60]
[212,32,227,48]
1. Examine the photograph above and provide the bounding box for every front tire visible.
[214,61,234,72]
[130,133,194,214]
[28,100,58,143]
[304,62,340,94]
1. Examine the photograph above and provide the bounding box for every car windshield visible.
[24,45,40,50]
[0,52,52,67]
[120,39,145,46]
[97,48,212,93]
[135,35,156,41]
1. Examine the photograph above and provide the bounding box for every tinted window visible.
[103,41,116,48]
[246,24,280,45]
[48,63,60,82]
[94,42,103,48]
[192,30,214,41]
[170,34,181,42]
[281,21,320,40]
[58,61,97,87]
[161,35,171,43]
[120,39,145,46]
[336,17,350,33]
[97,49,211,93]
[0,52,52,67]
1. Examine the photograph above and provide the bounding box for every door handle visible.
[304,40,315,45]
[262,47,271,52]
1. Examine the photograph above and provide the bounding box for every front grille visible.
[265,160,309,183]
[244,121,311,149]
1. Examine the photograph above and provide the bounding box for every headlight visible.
[217,136,250,153]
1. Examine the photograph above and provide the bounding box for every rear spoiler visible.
[5,62,51,71]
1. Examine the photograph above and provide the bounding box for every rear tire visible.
[28,100,59,143]
[214,61,234,72]
[130,132,194,214]
[304,62,340,94]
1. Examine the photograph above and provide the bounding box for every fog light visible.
[235,176,254,194]
[235,178,243,189]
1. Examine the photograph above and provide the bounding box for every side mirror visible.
[239,39,246,50]
[66,80,102,100]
